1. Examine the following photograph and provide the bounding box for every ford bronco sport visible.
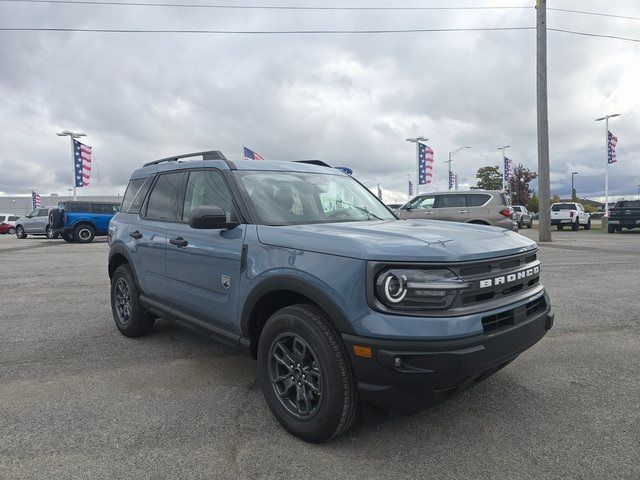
[108,150,554,443]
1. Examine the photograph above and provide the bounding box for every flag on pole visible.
[608,131,618,164]
[377,184,383,201]
[503,156,513,182]
[408,179,414,197]
[73,139,92,187]
[243,146,264,161]
[418,143,433,186]
[31,191,42,209]
[448,171,455,190]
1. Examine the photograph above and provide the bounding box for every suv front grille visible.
[482,295,547,333]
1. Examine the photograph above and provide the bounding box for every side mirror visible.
[189,206,237,230]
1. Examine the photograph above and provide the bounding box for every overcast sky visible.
[1,0,639,202]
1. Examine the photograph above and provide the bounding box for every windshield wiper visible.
[335,200,383,221]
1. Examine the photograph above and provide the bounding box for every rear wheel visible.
[62,230,75,242]
[110,264,155,337]
[608,225,616,234]
[257,304,358,443]
[45,225,56,239]
[572,220,579,231]
[75,224,95,243]
[584,219,591,230]
[527,219,533,229]
[557,225,563,231]
[15,225,27,239]
[8,227,15,235]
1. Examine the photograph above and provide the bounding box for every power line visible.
[548,7,640,22]
[0,26,537,34]
[0,0,533,10]
[548,27,640,44]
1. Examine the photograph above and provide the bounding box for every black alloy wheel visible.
[269,333,323,420]
[110,264,155,337]
[75,224,95,243]
[45,225,55,239]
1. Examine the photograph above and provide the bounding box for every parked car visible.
[0,213,20,230]
[512,205,533,229]
[50,200,121,243]
[550,202,591,231]
[607,200,640,233]
[396,190,517,231]
[0,221,15,235]
[14,207,58,239]
[108,151,553,442]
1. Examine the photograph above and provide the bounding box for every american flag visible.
[448,171,455,190]
[608,131,618,164]
[504,156,513,182]
[418,143,433,186]
[31,191,42,209]
[74,139,92,187]
[243,146,264,161]
[408,179,414,196]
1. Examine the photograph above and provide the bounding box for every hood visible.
[257,219,536,262]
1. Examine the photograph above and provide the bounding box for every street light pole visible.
[571,171,578,200]
[595,114,620,217]
[406,136,427,195]
[447,146,470,191]
[57,130,87,200]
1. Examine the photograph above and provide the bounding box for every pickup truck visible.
[608,200,640,233]
[550,202,591,231]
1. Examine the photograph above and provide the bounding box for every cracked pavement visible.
[0,229,639,479]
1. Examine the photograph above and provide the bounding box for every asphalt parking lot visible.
[1,229,639,479]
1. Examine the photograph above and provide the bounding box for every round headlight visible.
[379,272,408,303]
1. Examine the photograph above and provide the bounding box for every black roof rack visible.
[294,160,332,168]
[143,150,227,167]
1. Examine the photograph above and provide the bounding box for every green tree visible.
[552,194,561,204]
[571,188,577,202]
[527,193,539,213]
[508,164,538,205]
[473,166,503,190]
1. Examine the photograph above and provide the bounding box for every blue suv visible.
[108,151,553,443]
[51,201,120,243]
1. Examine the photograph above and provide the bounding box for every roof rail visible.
[143,150,227,167]
[294,160,332,168]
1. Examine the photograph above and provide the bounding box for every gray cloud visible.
[1,0,639,202]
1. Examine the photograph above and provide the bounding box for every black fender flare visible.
[240,275,356,337]
[108,243,141,287]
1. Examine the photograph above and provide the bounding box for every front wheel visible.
[8,227,15,235]
[45,225,56,239]
[15,225,27,239]
[257,304,358,443]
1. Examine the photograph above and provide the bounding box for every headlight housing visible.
[374,268,468,311]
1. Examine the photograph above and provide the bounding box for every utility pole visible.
[447,146,470,191]
[57,130,86,200]
[406,137,427,195]
[595,113,620,217]
[536,0,551,242]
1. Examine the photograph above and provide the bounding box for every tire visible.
[556,225,563,231]
[527,220,532,229]
[74,224,95,243]
[110,264,155,337]
[8,227,15,235]
[571,220,579,231]
[62,230,75,242]
[608,225,616,234]
[584,219,591,230]
[15,225,27,239]
[517,221,523,229]
[257,304,358,443]
[45,225,56,239]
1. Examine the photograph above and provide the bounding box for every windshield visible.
[234,171,395,225]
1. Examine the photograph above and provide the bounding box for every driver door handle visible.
[169,237,189,248]
[129,230,143,240]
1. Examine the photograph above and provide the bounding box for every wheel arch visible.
[241,276,355,358]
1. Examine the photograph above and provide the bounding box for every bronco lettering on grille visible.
[479,266,540,288]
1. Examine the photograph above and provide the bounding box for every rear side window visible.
[465,194,491,207]
[121,178,146,212]
[182,170,235,222]
[8,216,18,221]
[145,172,185,221]
[66,202,90,212]
[435,195,464,208]
[91,203,114,214]
[616,200,640,208]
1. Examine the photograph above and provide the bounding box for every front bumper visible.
[342,305,553,414]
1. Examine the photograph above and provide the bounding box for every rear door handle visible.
[169,237,189,247]
[129,230,143,239]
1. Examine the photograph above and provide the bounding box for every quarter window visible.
[182,170,235,222]
[121,178,145,212]
[465,194,492,207]
[145,172,185,221]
